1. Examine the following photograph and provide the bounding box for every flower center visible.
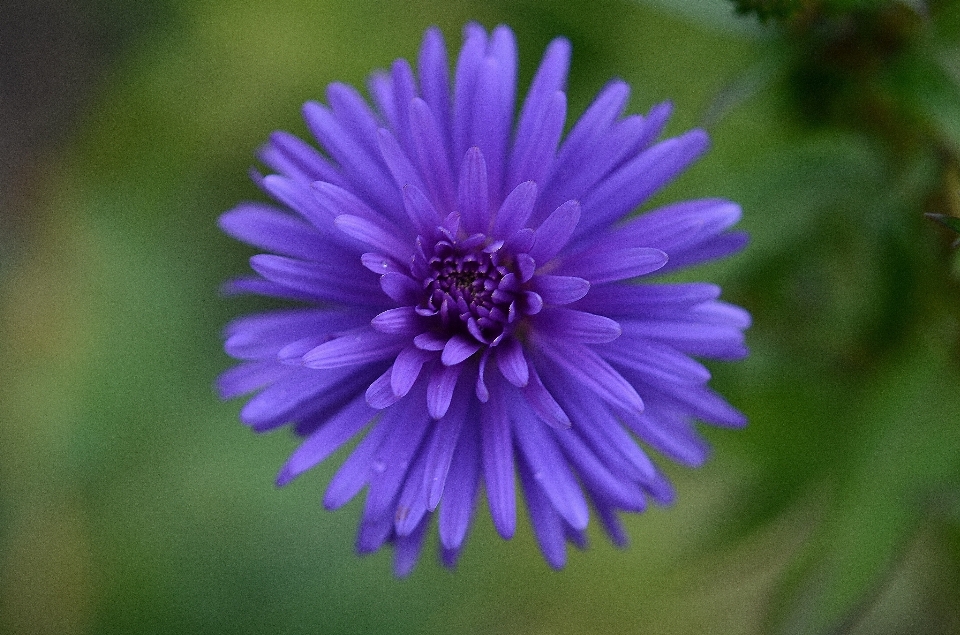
[416,236,522,345]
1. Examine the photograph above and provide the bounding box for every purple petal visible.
[492,181,537,239]
[576,282,720,317]
[302,327,405,370]
[426,362,462,420]
[302,101,399,214]
[457,147,489,234]
[371,306,422,335]
[553,427,646,512]
[276,396,377,485]
[377,127,428,195]
[219,203,327,260]
[514,415,589,531]
[217,360,292,400]
[224,308,360,360]
[409,100,455,213]
[453,23,488,161]
[512,36,571,187]
[495,337,529,387]
[508,90,566,188]
[326,82,382,160]
[560,247,667,284]
[393,514,431,577]
[334,214,411,262]
[417,27,453,160]
[534,307,622,344]
[536,340,645,413]
[391,346,433,397]
[402,183,442,234]
[423,393,468,507]
[250,254,383,306]
[481,381,516,538]
[441,334,482,366]
[518,456,566,569]
[529,200,580,264]
[438,423,481,550]
[323,413,394,510]
[365,394,432,518]
[578,130,710,237]
[259,130,344,185]
[520,363,571,429]
[531,275,590,305]
[379,272,420,304]
[365,367,401,409]
[599,339,711,384]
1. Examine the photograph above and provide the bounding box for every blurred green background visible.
[3,0,960,633]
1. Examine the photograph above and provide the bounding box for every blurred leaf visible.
[767,336,960,634]
[926,213,960,243]
[635,0,771,37]
[887,47,960,156]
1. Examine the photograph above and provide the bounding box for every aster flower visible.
[218,23,750,576]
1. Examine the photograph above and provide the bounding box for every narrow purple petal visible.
[441,334,482,366]
[453,23,488,161]
[371,306,422,335]
[276,396,377,485]
[394,446,431,536]
[550,80,630,183]
[258,130,344,186]
[224,308,360,360]
[520,363,571,429]
[323,414,394,510]
[391,346,433,397]
[379,272,420,304]
[326,82,382,159]
[409,100,455,213]
[518,456,567,569]
[365,394,432,518]
[217,360,292,400]
[401,183,442,234]
[334,214,411,262]
[481,381,516,538]
[531,275,590,305]
[491,181,537,239]
[365,366,402,409]
[537,340,645,414]
[534,307,622,344]
[576,282,720,317]
[427,362,462,419]
[495,336,529,387]
[394,514,431,577]
[560,247,668,284]
[457,147,489,234]
[302,327,405,370]
[508,90,566,188]
[438,422,481,550]
[599,339,711,385]
[423,393,468,507]
[512,36,571,186]
[529,200,580,264]
[219,204,327,261]
[578,130,710,237]
[377,127,428,195]
[302,101,399,213]
[418,27,453,159]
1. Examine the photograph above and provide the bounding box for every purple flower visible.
[218,23,750,576]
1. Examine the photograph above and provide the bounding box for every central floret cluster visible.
[416,227,538,346]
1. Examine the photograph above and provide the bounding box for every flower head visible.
[219,24,750,575]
